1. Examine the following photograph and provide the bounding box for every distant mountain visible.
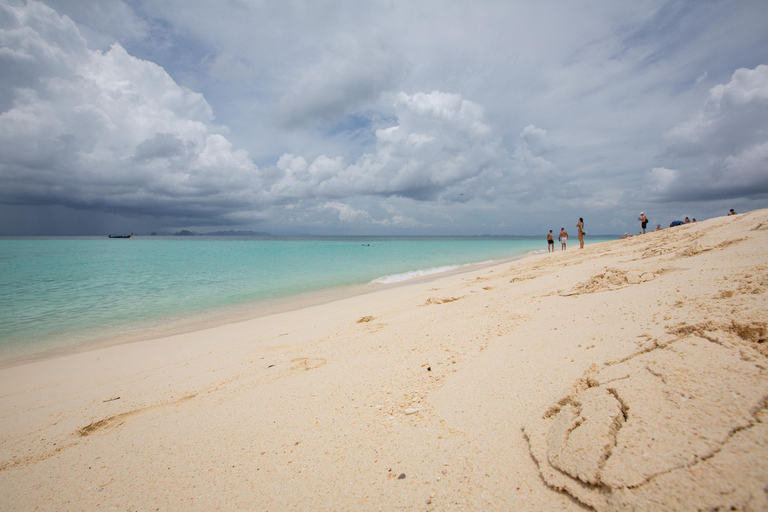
[171,229,272,236]
[203,230,272,236]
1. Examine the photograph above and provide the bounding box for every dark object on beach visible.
[108,233,133,238]
[669,220,684,227]
[427,366,431,371]
[398,473,406,479]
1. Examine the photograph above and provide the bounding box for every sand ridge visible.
[0,210,767,510]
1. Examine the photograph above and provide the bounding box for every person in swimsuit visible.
[639,212,648,234]
[559,228,568,250]
[577,218,585,249]
[547,230,554,252]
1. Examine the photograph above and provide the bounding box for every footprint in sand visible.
[289,357,327,372]
[78,394,198,437]
[423,296,463,306]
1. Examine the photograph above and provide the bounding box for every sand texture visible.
[1,210,767,510]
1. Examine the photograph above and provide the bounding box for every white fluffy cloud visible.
[650,65,768,201]
[266,91,509,204]
[709,65,768,107]
[321,200,420,227]
[0,0,263,224]
[322,201,370,222]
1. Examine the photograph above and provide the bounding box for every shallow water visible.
[0,235,612,361]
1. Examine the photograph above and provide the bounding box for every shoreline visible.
[0,251,538,370]
[1,212,765,510]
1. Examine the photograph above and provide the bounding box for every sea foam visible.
[370,261,494,284]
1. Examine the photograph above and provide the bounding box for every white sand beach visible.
[1,210,767,510]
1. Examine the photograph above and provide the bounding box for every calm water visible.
[0,235,611,361]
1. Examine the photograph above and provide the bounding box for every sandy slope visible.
[0,210,766,511]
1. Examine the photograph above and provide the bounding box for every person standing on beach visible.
[559,228,568,250]
[639,212,648,234]
[547,230,554,252]
[577,218,585,249]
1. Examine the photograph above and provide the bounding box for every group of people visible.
[547,217,586,252]
[548,209,738,250]
[625,211,692,237]
[623,209,736,239]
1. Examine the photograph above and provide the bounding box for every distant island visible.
[206,230,272,236]
[172,230,272,236]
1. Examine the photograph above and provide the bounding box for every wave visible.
[370,260,495,285]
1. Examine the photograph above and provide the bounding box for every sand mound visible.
[563,268,656,295]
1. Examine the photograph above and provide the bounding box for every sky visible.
[1,0,767,236]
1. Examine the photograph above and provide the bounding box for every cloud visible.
[321,201,370,222]
[0,0,265,225]
[265,90,508,204]
[649,65,768,201]
[374,214,419,228]
[648,167,678,194]
[321,200,419,228]
[518,125,555,155]
[275,33,407,127]
[37,0,149,51]
[504,124,566,200]
[5,1,768,235]
[206,52,253,84]
[0,1,513,233]
[709,65,768,107]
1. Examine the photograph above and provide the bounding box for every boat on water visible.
[108,233,133,238]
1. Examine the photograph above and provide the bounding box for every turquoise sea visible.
[0,235,612,363]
